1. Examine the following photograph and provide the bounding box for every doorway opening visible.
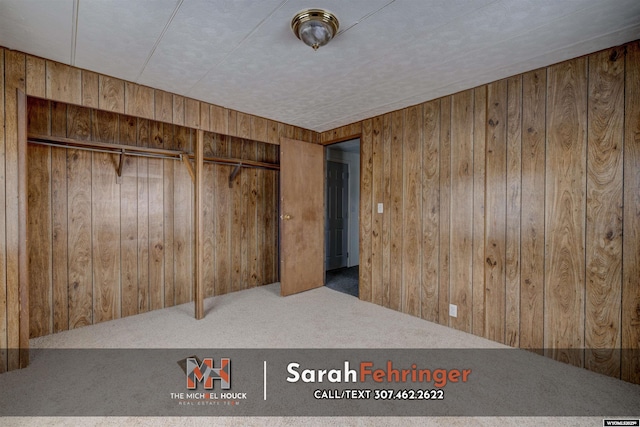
[325,138,360,297]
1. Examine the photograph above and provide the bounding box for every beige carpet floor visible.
[1,283,639,426]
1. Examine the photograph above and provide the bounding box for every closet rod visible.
[27,133,280,170]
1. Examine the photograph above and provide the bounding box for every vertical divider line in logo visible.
[263,361,267,400]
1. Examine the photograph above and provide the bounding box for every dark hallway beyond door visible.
[325,266,359,297]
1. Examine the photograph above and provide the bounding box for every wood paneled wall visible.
[25,99,279,338]
[321,41,640,384]
[0,47,309,372]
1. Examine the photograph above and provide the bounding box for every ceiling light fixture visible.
[291,8,339,51]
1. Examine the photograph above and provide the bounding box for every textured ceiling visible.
[1,0,639,132]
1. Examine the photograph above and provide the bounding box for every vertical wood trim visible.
[17,89,29,367]
[585,47,624,377]
[438,96,451,326]
[202,161,215,297]
[545,57,587,367]
[5,51,25,371]
[0,48,5,373]
[185,99,200,129]
[422,100,440,322]
[622,41,640,384]
[246,142,259,288]
[194,130,204,319]
[148,156,164,311]
[199,103,211,132]
[230,139,242,292]
[450,90,474,332]
[360,119,373,302]
[402,105,422,317]
[472,86,487,337]
[520,69,546,352]
[137,126,149,313]
[389,111,403,312]
[485,80,507,343]
[120,153,138,317]
[506,76,522,347]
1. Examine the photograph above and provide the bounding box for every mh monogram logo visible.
[186,357,231,390]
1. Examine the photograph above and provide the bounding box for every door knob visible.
[281,214,293,220]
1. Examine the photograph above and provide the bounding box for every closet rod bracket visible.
[229,163,242,188]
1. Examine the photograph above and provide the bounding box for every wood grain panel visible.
[237,112,251,139]
[421,100,440,322]
[99,75,125,113]
[17,89,28,368]
[402,106,422,317]
[545,57,587,367]
[174,151,192,304]
[26,56,46,97]
[81,70,99,108]
[263,143,277,284]
[370,116,383,305]
[163,158,175,307]
[5,50,25,370]
[382,113,392,308]
[50,104,68,333]
[172,95,185,126]
[244,141,259,288]
[585,47,624,377]
[137,156,149,313]
[210,105,228,136]
[27,143,52,337]
[214,136,231,295]
[438,96,451,326]
[119,149,138,318]
[230,138,243,292]
[185,98,199,129]
[125,83,153,119]
[91,152,120,323]
[389,111,403,312]
[203,162,215,297]
[485,80,507,342]
[27,98,51,337]
[199,102,210,132]
[91,110,118,143]
[154,89,173,123]
[622,41,640,384]
[51,146,68,333]
[472,86,487,337]
[251,116,268,143]
[520,69,546,352]
[228,110,237,137]
[66,148,93,329]
[1,48,8,372]
[45,61,81,104]
[450,90,474,332]
[267,120,279,145]
[360,119,373,302]
[148,156,164,311]
[506,76,522,347]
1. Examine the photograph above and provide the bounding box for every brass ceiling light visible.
[291,9,339,51]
